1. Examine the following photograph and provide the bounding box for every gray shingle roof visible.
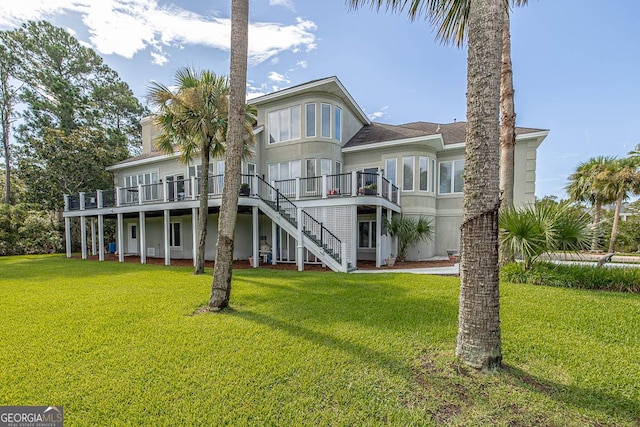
[344,121,547,149]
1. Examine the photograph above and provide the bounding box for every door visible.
[127,223,138,254]
[166,174,185,201]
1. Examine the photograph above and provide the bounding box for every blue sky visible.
[1,0,639,198]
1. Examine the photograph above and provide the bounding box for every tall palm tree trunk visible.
[499,6,516,207]
[457,0,504,370]
[210,0,249,309]
[195,141,211,274]
[591,200,602,251]
[608,194,624,253]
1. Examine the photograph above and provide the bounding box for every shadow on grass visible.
[502,364,640,424]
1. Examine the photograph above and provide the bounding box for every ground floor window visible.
[170,221,182,248]
[358,220,377,249]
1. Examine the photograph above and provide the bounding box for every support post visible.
[377,173,383,197]
[351,205,358,268]
[65,217,72,258]
[164,209,171,266]
[64,195,70,211]
[191,176,197,200]
[192,207,198,267]
[138,184,143,204]
[271,221,277,265]
[295,177,300,200]
[97,190,103,209]
[322,175,328,199]
[117,213,124,263]
[139,211,146,264]
[80,216,87,260]
[90,218,97,256]
[376,206,382,267]
[351,170,359,197]
[252,206,259,268]
[296,210,304,272]
[98,215,104,261]
[115,187,122,207]
[341,242,348,272]
[79,192,86,211]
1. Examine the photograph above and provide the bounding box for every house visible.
[62,76,548,272]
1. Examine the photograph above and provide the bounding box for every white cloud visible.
[297,60,308,69]
[268,71,289,84]
[269,0,295,11]
[150,50,169,66]
[0,1,316,65]
[367,106,389,121]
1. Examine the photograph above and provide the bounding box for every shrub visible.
[501,261,640,293]
[499,202,591,269]
[0,204,62,255]
[384,215,433,261]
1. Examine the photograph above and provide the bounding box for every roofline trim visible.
[106,152,176,171]
[250,77,371,125]
[342,134,442,153]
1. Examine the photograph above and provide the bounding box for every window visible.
[431,159,437,193]
[358,221,377,249]
[268,105,301,143]
[439,159,465,194]
[334,106,342,141]
[385,158,397,186]
[306,159,316,191]
[269,160,301,195]
[188,164,213,178]
[321,159,331,175]
[124,172,158,202]
[170,221,181,248]
[402,157,414,191]
[419,157,429,191]
[321,103,331,138]
[305,103,316,137]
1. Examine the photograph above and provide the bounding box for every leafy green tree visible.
[211,0,252,310]
[0,203,62,255]
[384,215,433,261]
[0,43,19,204]
[17,127,127,210]
[0,21,145,209]
[148,67,254,275]
[566,156,617,251]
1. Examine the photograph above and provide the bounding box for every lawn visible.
[0,255,638,426]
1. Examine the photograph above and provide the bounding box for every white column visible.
[164,209,171,266]
[322,175,328,199]
[90,218,97,256]
[115,187,122,207]
[117,213,124,263]
[64,195,70,211]
[80,192,86,210]
[377,174,383,197]
[65,217,72,258]
[351,205,358,268]
[80,216,87,260]
[271,221,277,265]
[295,177,300,200]
[138,184,143,204]
[341,242,348,272]
[252,206,259,268]
[139,211,146,264]
[191,176,197,200]
[192,207,198,267]
[98,214,104,261]
[351,170,359,197]
[375,206,382,268]
[97,190,103,209]
[296,210,304,272]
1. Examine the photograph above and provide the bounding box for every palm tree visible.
[349,0,506,369]
[348,0,528,207]
[210,0,251,310]
[566,156,616,251]
[384,215,433,261]
[148,68,238,275]
[597,158,639,253]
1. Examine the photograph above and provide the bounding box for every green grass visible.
[1,255,638,426]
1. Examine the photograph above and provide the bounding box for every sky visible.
[1,0,639,199]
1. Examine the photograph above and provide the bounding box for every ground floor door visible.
[127,223,138,254]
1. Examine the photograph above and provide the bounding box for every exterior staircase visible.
[254,176,349,272]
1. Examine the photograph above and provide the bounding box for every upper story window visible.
[321,103,331,138]
[439,159,464,194]
[385,158,397,186]
[305,103,316,137]
[268,105,301,143]
[419,157,429,192]
[334,107,342,142]
[402,156,414,191]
